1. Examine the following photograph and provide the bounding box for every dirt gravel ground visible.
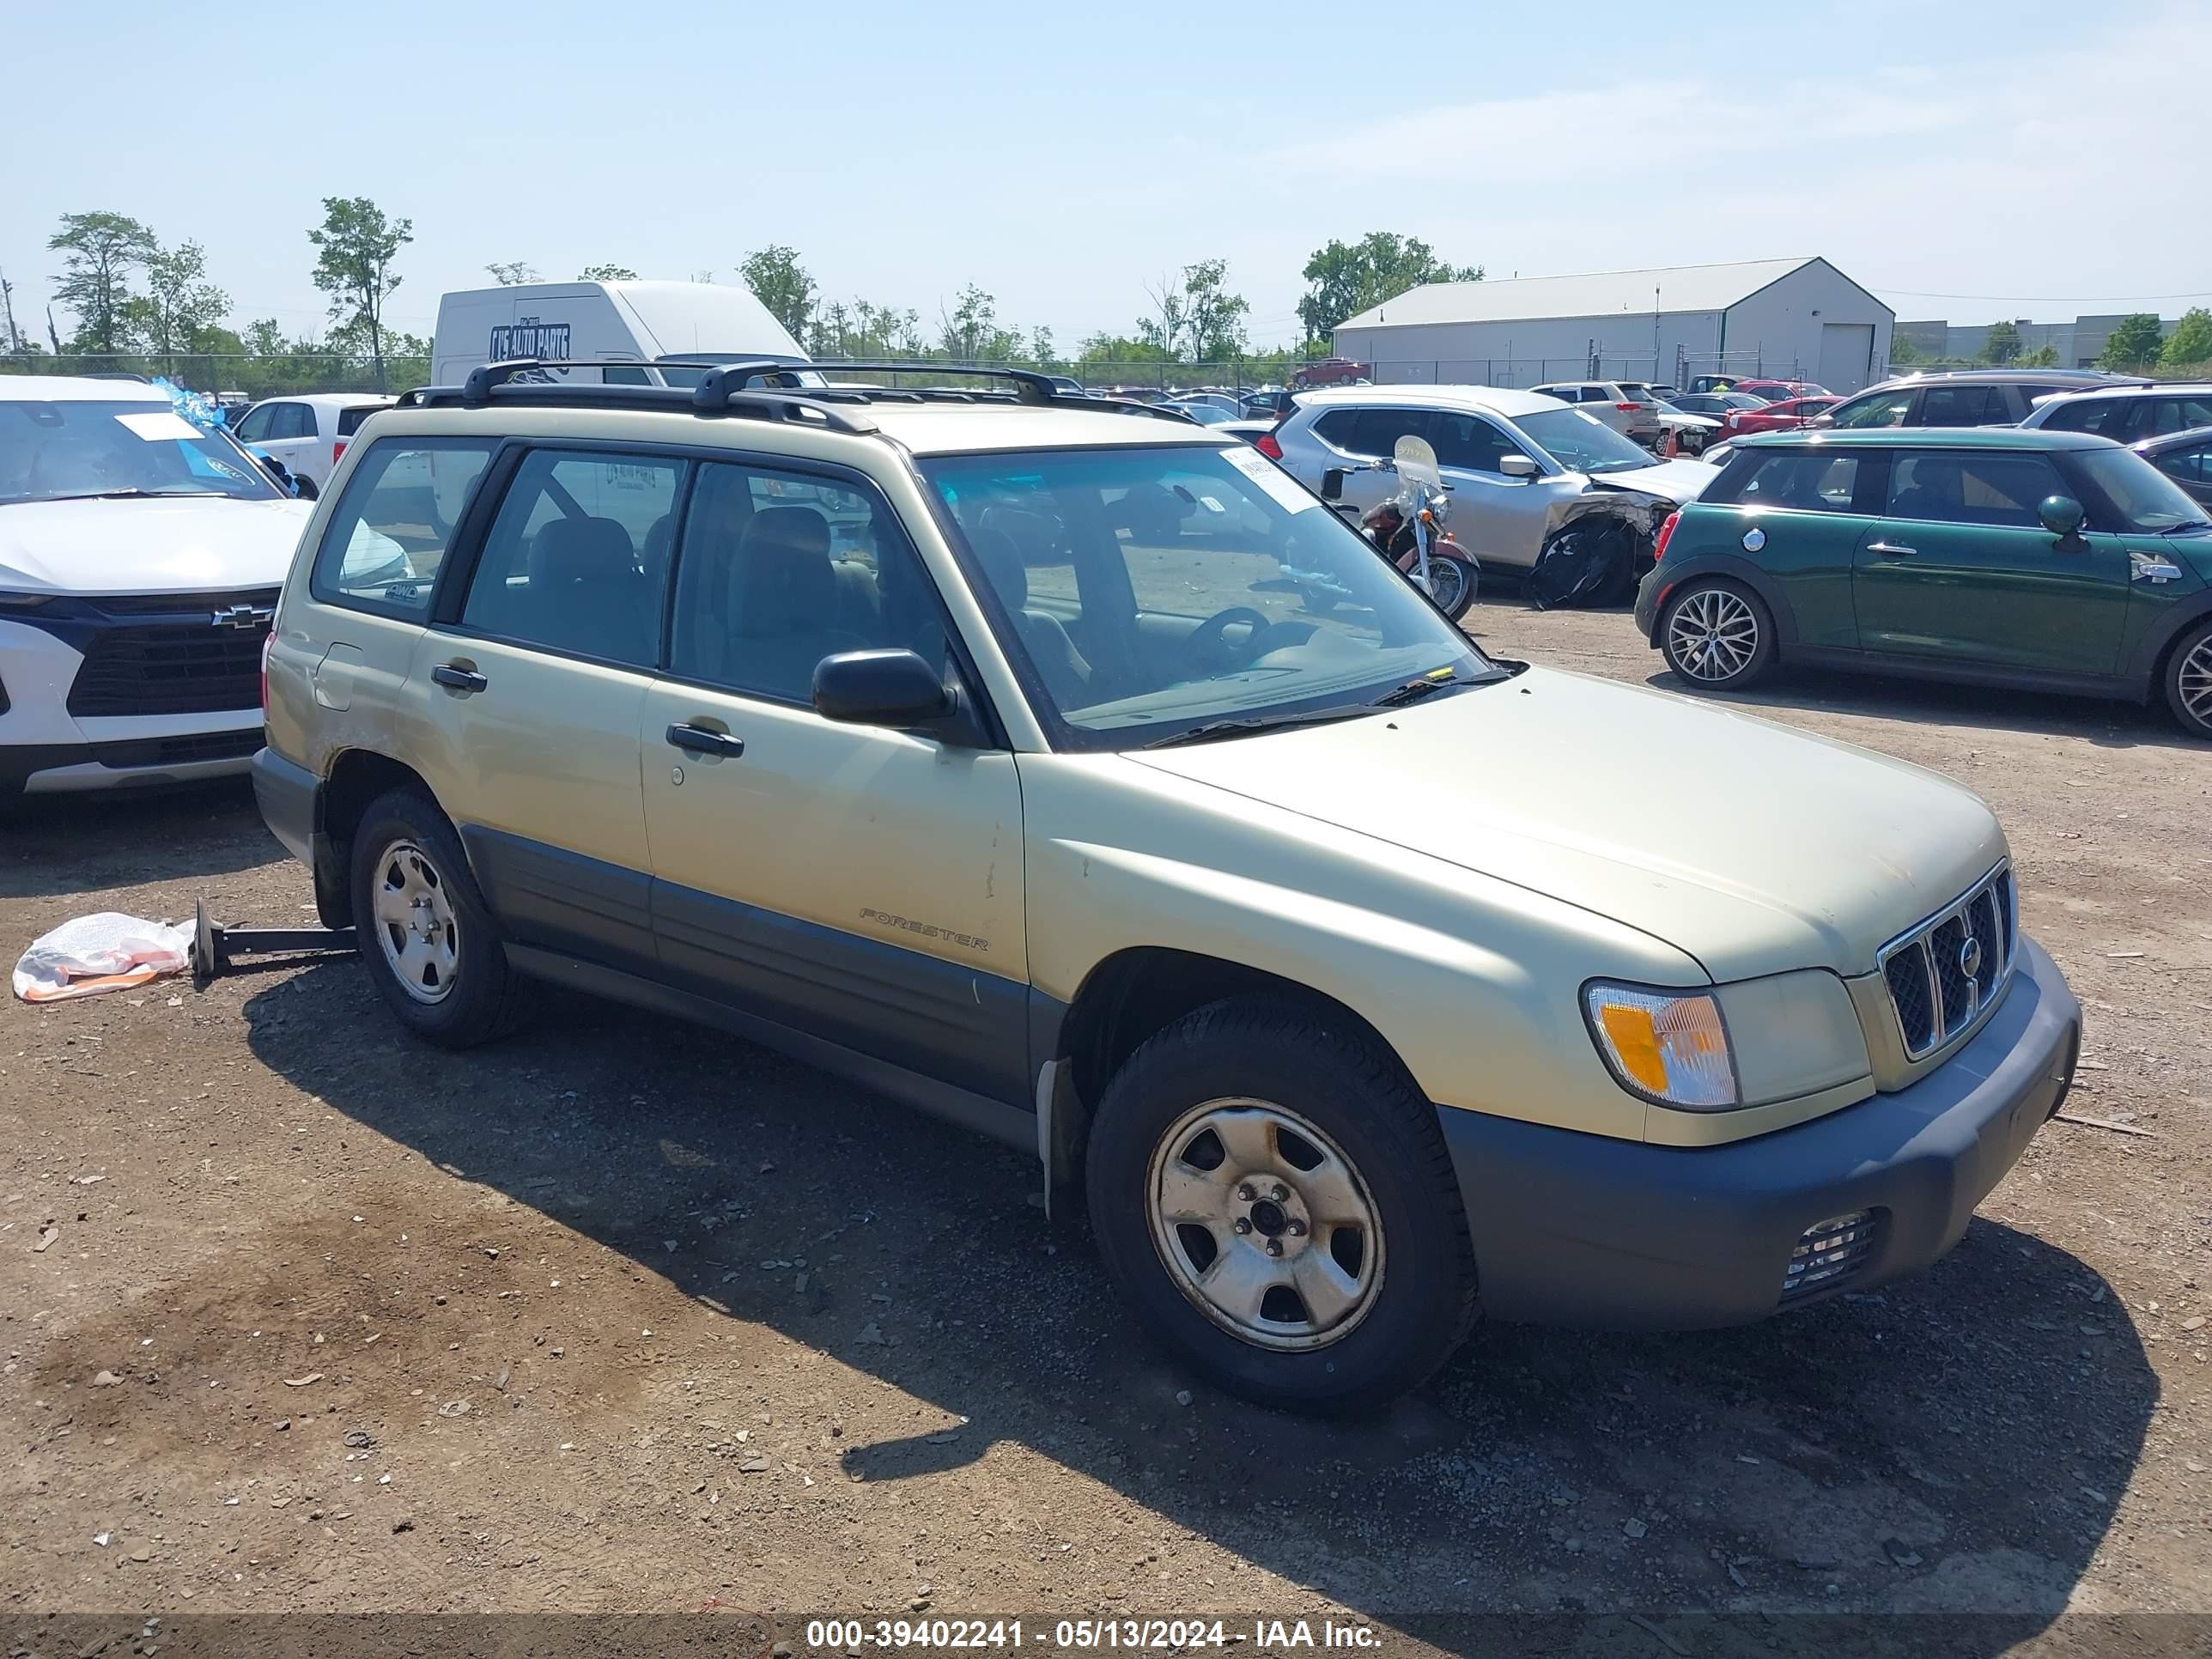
[3,594,2209,1656]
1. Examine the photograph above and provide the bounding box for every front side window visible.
[1,398,286,507]
[1885,451,2068,528]
[460,449,680,665]
[1511,408,1656,474]
[1915,385,2006,427]
[1831,389,1915,428]
[666,461,948,702]
[920,444,1498,750]
[1729,451,1863,513]
[2152,441,2212,489]
[233,404,276,443]
[2036,397,2119,434]
[313,439,496,614]
[2070,447,2211,533]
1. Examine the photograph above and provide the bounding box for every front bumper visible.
[1439,936,2080,1330]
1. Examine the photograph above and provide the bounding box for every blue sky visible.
[6,0,2207,349]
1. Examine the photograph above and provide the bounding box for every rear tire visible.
[1659,579,1776,690]
[2165,617,2212,741]
[1085,995,1479,1413]
[348,787,534,1047]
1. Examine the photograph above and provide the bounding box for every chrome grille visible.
[1877,863,2015,1061]
[1781,1210,1881,1300]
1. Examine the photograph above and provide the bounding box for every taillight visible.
[1652,511,1681,563]
[1617,402,1644,410]
[1255,432,1284,459]
[260,632,272,714]
[332,439,347,466]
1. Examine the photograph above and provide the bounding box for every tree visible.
[1888,334,1920,365]
[2021,344,2061,368]
[309,197,413,392]
[2100,313,2166,370]
[485,261,540,285]
[577,264,637,282]
[137,240,231,358]
[1297,232,1481,345]
[937,284,1000,361]
[2160,307,2212,368]
[738,245,816,341]
[1981,319,2021,365]
[807,297,924,359]
[1181,258,1249,362]
[48,210,156,354]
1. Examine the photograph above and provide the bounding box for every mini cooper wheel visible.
[349,788,533,1047]
[1086,996,1478,1413]
[1660,579,1775,690]
[2166,617,2212,741]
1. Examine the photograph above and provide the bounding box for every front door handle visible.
[1867,540,1917,558]
[430,663,488,692]
[665,721,744,759]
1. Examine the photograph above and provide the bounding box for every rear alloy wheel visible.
[1661,580,1776,690]
[2166,618,2212,741]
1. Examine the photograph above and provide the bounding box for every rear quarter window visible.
[310,438,499,617]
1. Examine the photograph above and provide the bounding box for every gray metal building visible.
[1331,257,1896,393]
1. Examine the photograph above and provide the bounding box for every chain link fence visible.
[1,350,429,399]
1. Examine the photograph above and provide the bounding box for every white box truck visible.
[430,280,811,388]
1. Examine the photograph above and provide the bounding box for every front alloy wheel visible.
[1662,581,1774,689]
[1147,1098,1384,1351]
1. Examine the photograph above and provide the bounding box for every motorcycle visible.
[1357,436,1480,621]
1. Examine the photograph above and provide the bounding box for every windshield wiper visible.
[1371,670,1498,707]
[2157,520,2212,535]
[33,489,198,503]
[1139,705,1371,750]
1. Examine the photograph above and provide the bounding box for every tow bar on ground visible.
[190,900,358,988]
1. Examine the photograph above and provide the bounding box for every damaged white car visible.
[1270,386,1719,573]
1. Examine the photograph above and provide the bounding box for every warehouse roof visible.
[1336,258,1826,331]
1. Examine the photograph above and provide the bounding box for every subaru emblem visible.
[1959,935,1984,980]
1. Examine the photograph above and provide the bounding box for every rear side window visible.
[2140,395,2212,437]
[1321,407,1433,459]
[312,439,497,616]
[1728,451,1863,513]
[1429,411,1526,474]
[336,405,384,437]
[2152,441,2212,489]
[1915,385,2008,427]
[460,450,683,668]
[1832,389,1914,428]
[1886,452,2068,528]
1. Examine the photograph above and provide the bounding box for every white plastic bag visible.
[12,912,194,1004]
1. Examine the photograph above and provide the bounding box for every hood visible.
[1127,666,2006,981]
[1583,457,1720,504]
[0,495,313,596]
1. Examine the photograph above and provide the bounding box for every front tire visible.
[1660,579,1776,690]
[349,787,533,1047]
[1425,554,1478,622]
[1085,996,1478,1413]
[2165,617,2212,741]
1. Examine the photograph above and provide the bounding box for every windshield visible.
[2074,447,2212,532]
[1170,402,1237,426]
[919,444,1497,750]
[2,399,284,507]
[1513,408,1661,474]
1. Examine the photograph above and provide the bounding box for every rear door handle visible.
[430,663,488,692]
[665,721,744,759]
[1867,541,1917,558]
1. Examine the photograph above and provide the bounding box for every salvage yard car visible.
[2,375,313,800]
[256,362,2082,1411]
[1635,427,2212,739]
[1269,386,1718,571]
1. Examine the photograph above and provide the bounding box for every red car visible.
[1730,378,1829,402]
[1720,395,1839,437]
[1291,356,1372,389]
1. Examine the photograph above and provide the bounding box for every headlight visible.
[1583,982,1737,1109]
[1586,971,1873,1114]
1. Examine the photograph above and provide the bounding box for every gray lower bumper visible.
[251,746,320,866]
[1439,936,2081,1330]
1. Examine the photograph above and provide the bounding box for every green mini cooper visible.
[1632,428,2212,738]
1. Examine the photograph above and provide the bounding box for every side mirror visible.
[2039,495,2086,537]
[1498,453,1540,480]
[813,649,951,726]
[1319,468,1346,501]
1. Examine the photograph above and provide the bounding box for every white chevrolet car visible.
[1,376,317,800]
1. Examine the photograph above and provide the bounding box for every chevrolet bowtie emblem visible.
[211,605,275,629]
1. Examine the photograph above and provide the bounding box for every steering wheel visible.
[1180,606,1273,674]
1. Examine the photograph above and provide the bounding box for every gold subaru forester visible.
[255,362,2081,1412]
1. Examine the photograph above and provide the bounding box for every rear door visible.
[1711,447,1876,649]
[1851,447,2133,675]
[412,444,682,969]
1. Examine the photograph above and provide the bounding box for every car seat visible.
[726,506,865,697]
[966,524,1094,710]
[526,516,651,660]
